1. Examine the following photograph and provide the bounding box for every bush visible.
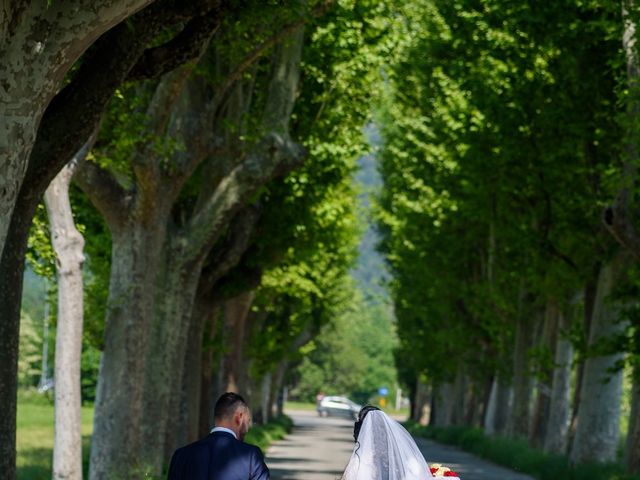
[244,415,294,452]
[406,422,640,480]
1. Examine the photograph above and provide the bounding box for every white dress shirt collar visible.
[210,426,237,439]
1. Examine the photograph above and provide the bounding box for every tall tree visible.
[376,0,624,458]
[0,2,232,476]
[44,158,86,480]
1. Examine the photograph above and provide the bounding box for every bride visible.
[342,405,434,480]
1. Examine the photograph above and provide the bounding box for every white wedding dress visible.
[342,410,434,480]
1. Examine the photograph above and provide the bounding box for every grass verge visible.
[284,401,318,411]
[245,414,294,452]
[406,422,640,480]
[17,391,93,480]
[17,390,291,479]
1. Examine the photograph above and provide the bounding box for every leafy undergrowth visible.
[245,414,294,452]
[406,422,640,480]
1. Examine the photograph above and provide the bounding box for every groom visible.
[168,392,270,479]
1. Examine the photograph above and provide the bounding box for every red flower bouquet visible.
[430,463,461,479]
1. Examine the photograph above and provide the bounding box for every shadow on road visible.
[266,409,535,480]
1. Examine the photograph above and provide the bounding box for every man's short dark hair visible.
[214,392,248,420]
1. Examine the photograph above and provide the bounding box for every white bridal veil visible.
[342,410,433,480]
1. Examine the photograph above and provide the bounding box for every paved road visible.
[265,410,534,480]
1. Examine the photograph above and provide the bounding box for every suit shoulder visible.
[173,437,211,459]
[243,442,265,457]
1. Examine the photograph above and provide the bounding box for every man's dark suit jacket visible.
[168,431,270,480]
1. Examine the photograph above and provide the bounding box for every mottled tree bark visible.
[530,302,559,447]
[432,383,455,427]
[570,253,628,464]
[626,362,640,473]
[450,365,467,426]
[0,4,227,477]
[0,0,151,253]
[76,149,175,479]
[508,313,534,439]
[544,309,573,455]
[220,291,256,393]
[270,360,289,420]
[45,156,86,480]
[484,374,512,436]
[89,222,168,479]
[569,269,598,451]
[412,378,431,424]
[199,306,222,438]
[180,298,212,444]
[0,2,157,475]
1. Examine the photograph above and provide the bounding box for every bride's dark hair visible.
[353,405,381,442]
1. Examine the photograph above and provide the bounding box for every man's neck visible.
[211,425,238,439]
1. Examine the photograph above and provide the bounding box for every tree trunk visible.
[450,365,467,426]
[530,302,559,447]
[543,309,573,455]
[569,269,598,451]
[484,374,512,436]
[624,318,640,472]
[89,223,165,480]
[464,381,479,426]
[494,377,512,436]
[253,372,270,425]
[220,291,256,393]
[270,361,288,420]
[180,298,213,444]
[432,383,454,427]
[1,3,228,475]
[45,159,86,480]
[141,247,204,472]
[484,376,499,435]
[473,376,492,428]
[412,378,431,424]
[199,306,222,439]
[88,20,304,476]
[0,0,151,255]
[570,254,628,465]
[626,361,640,472]
[508,313,534,439]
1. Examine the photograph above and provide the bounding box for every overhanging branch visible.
[25,0,227,204]
[127,6,224,81]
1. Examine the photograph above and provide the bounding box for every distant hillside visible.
[351,131,391,302]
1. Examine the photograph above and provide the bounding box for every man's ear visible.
[234,409,243,425]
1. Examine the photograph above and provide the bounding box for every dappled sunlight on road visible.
[266,410,354,480]
[267,410,535,480]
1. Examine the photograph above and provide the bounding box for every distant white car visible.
[317,396,361,420]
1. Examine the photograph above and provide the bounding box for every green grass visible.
[406,422,640,480]
[284,400,409,419]
[284,401,318,411]
[17,392,94,480]
[16,392,292,479]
